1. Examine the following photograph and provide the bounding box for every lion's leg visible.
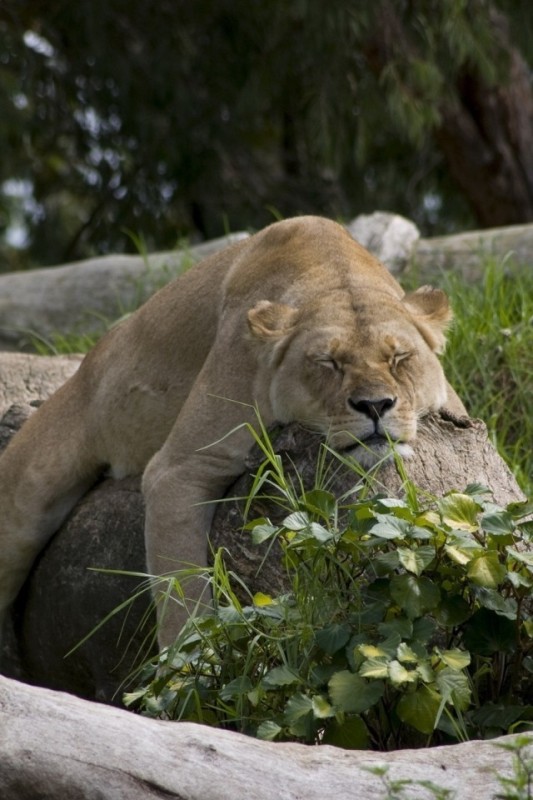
[141,362,262,649]
[0,390,102,638]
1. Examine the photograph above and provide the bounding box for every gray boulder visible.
[345,211,420,274]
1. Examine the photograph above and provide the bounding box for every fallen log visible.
[0,673,529,800]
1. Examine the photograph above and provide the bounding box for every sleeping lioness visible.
[0,216,466,648]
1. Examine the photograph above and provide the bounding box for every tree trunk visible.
[435,11,533,227]
[365,4,533,228]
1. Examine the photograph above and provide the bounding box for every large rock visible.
[0,352,81,415]
[0,674,529,800]
[345,211,420,274]
[1,401,525,704]
[0,233,248,350]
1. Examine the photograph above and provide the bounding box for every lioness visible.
[0,216,466,648]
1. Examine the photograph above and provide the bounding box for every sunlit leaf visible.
[467,553,506,588]
[388,659,417,685]
[396,642,418,663]
[439,494,480,531]
[397,545,434,575]
[253,592,274,606]
[283,511,310,531]
[312,694,334,719]
[437,648,471,670]
[359,658,389,680]
[371,515,412,539]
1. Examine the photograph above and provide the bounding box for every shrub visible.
[126,443,533,751]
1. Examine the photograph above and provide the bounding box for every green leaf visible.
[438,649,471,670]
[250,522,279,545]
[256,720,282,741]
[462,608,516,655]
[303,489,337,519]
[480,509,515,536]
[467,553,506,588]
[309,522,334,542]
[283,693,314,737]
[435,667,471,711]
[412,617,437,643]
[321,716,370,749]
[315,623,351,655]
[397,545,434,576]
[371,515,412,540]
[507,547,533,570]
[397,642,419,663]
[507,500,533,520]
[396,686,441,734]
[390,574,441,619]
[439,494,480,531]
[434,595,471,627]
[473,587,517,619]
[471,704,533,730]
[378,617,413,640]
[359,658,390,679]
[388,660,417,685]
[219,676,253,701]
[283,511,310,531]
[262,665,300,689]
[311,694,334,719]
[328,670,384,712]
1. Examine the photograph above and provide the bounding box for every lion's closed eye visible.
[390,350,413,373]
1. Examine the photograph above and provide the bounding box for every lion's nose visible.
[348,396,397,421]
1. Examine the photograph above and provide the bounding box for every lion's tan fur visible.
[0,216,466,647]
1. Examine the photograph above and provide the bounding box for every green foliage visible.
[441,258,533,498]
[1,1,532,268]
[126,441,533,751]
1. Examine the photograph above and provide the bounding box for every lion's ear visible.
[247,300,298,341]
[403,286,452,354]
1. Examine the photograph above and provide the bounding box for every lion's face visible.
[248,286,451,465]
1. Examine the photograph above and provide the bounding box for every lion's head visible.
[248,284,452,466]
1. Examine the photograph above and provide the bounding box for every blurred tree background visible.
[0,0,532,271]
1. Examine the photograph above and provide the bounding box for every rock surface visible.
[0,352,81,415]
[1,393,525,703]
[0,674,529,800]
[0,232,248,350]
[412,221,533,281]
[346,211,420,274]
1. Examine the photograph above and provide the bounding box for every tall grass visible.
[440,259,533,497]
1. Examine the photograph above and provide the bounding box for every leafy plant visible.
[126,437,533,751]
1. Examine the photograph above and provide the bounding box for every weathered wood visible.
[0,674,528,800]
